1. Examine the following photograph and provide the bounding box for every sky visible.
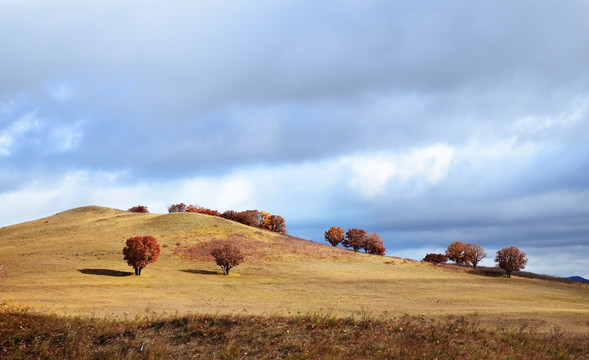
[1,0,588,278]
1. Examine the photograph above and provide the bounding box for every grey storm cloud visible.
[1,1,588,277]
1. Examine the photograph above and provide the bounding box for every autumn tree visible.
[265,215,287,234]
[211,243,245,275]
[122,236,161,275]
[445,241,472,265]
[465,243,487,269]
[234,210,260,227]
[127,205,149,213]
[423,253,448,263]
[495,246,528,278]
[221,210,238,221]
[343,228,367,251]
[186,205,221,217]
[364,233,386,255]
[259,211,271,228]
[324,226,345,247]
[168,203,187,213]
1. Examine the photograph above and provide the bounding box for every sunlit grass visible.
[0,206,587,336]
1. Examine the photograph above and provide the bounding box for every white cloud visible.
[513,95,589,134]
[344,144,455,200]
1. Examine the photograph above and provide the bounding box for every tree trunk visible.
[134,267,142,276]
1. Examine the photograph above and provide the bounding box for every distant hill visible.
[0,205,361,263]
[569,276,589,283]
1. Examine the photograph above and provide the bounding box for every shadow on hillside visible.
[468,268,504,277]
[78,268,133,277]
[467,267,575,283]
[181,269,219,275]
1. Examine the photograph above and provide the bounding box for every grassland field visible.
[0,206,587,358]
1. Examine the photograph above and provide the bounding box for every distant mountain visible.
[569,276,589,283]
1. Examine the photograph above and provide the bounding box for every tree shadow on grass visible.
[79,268,133,277]
[181,269,219,275]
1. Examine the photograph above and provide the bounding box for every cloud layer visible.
[1,1,588,278]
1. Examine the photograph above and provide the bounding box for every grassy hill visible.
[0,205,588,337]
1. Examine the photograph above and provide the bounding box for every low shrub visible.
[423,253,448,263]
[127,205,149,213]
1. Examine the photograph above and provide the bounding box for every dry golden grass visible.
[0,206,587,335]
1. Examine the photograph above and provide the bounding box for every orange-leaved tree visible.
[495,246,527,278]
[211,243,244,275]
[364,233,386,255]
[445,241,472,265]
[465,243,487,269]
[324,226,345,247]
[259,211,271,228]
[265,215,287,234]
[123,236,161,275]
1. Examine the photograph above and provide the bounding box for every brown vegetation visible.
[127,205,149,213]
[0,308,587,360]
[423,253,448,263]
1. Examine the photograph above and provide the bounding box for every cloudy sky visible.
[1,0,588,278]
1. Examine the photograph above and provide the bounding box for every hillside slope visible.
[1,206,588,334]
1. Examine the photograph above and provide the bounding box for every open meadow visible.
[1,206,588,358]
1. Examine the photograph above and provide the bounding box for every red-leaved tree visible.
[168,203,187,213]
[343,228,367,251]
[127,205,149,213]
[187,205,221,217]
[324,226,345,247]
[495,246,527,278]
[123,236,161,275]
[211,243,245,275]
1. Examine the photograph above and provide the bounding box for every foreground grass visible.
[1,308,587,360]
